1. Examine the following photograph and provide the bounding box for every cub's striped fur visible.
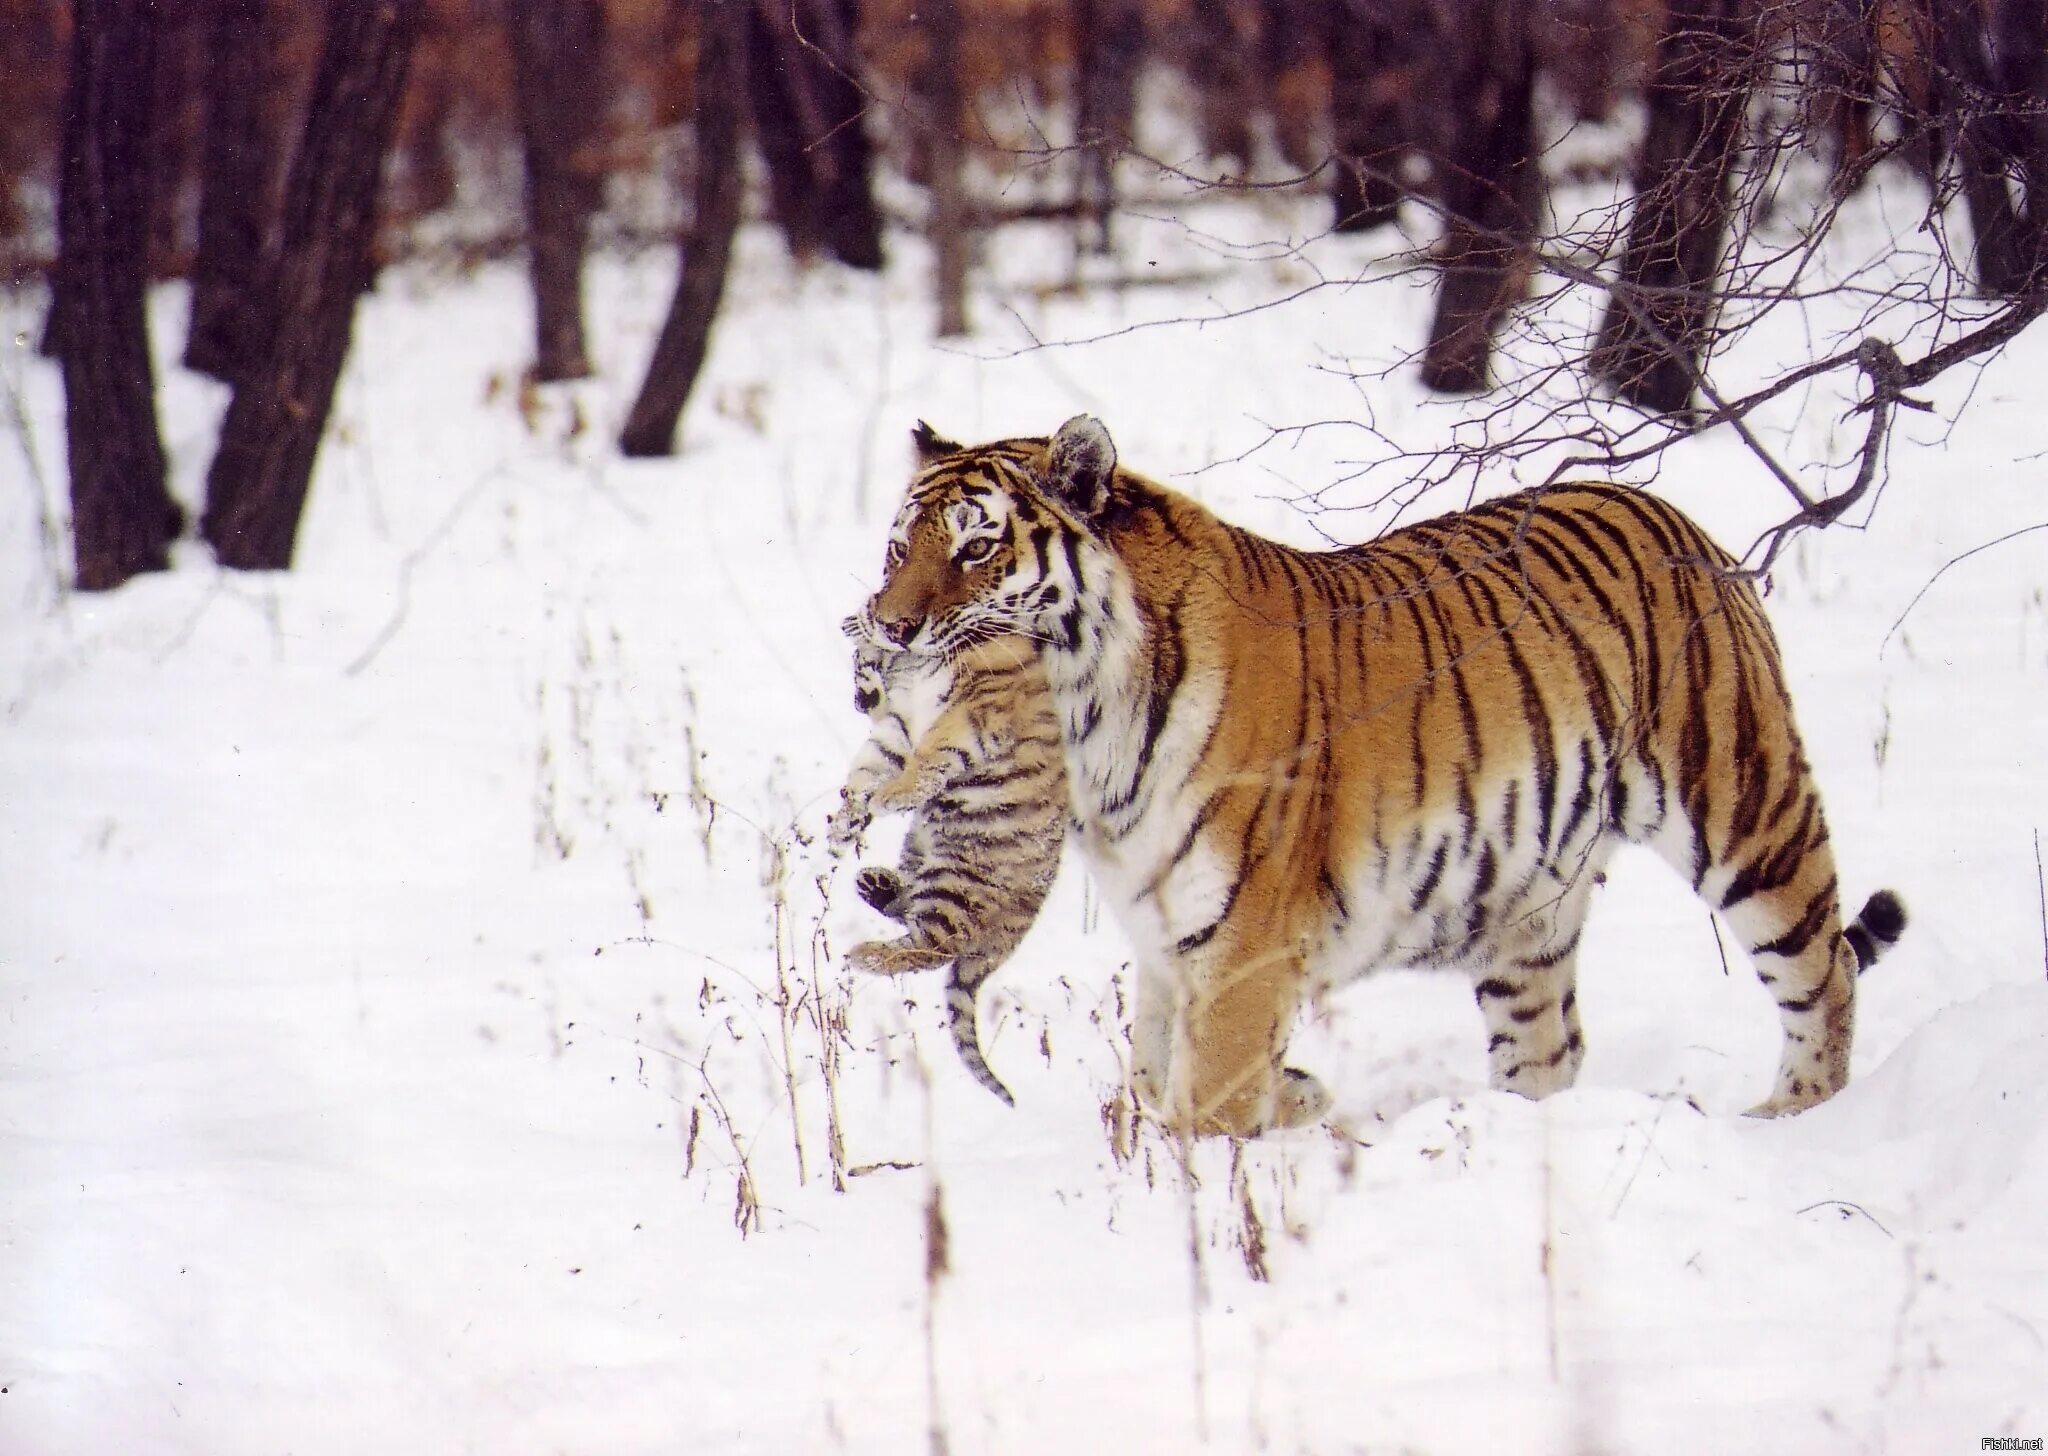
[827,624,1067,1105]
[853,416,1905,1136]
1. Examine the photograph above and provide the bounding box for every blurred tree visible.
[924,0,972,337]
[745,0,884,269]
[185,0,276,381]
[201,0,423,570]
[510,0,606,381]
[56,0,184,591]
[1260,0,1330,174]
[1075,0,1143,254]
[0,2,65,282]
[1184,1,1254,171]
[1419,0,1537,395]
[1590,0,1756,415]
[1327,0,1422,233]
[619,0,744,457]
[1940,0,2030,295]
[145,2,204,279]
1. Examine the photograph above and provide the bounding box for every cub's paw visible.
[825,797,871,857]
[854,866,905,916]
[846,938,950,976]
[1272,1067,1333,1130]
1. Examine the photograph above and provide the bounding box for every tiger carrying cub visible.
[826,617,1067,1106]
[844,415,1905,1137]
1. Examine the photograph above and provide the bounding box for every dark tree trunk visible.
[146,4,204,280]
[1330,0,1428,232]
[619,0,745,458]
[57,0,183,592]
[743,0,884,270]
[808,0,885,271]
[185,0,274,381]
[745,0,820,258]
[1260,0,1332,173]
[509,0,606,381]
[1185,1,1254,171]
[924,0,971,337]
[1995,0,2048,284]
[1590,0,1755,415]
[1418,0,1538,396]
[200,0,422,571]
[1074,0,1143,253]
[1930,0,2028,295]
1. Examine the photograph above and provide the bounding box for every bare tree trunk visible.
[1260,0,1332,174]
[743,0,884,270]
[146,3,204,280]
[185,0,274,381]
[924,0,971,337]
[1590,0,1755,415]
[57,0,183,592]
[1418,0,1538,395]
[509,0,606,381]
[1185,0,1254,171]
[619,0,745,458]
[809,0,885,271]
[1927,0,2028,295]
[1995,0,2048,285]
[200,0,422,570]
[744,0,818,257]
[1075,0,1143,253]
[1328,0,1419,232]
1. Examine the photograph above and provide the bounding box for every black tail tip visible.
[1857,889,1907,945]
[1845,889,1906,972]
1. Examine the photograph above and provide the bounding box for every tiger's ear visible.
[1045,415,1116,519]
[912,421,963,464]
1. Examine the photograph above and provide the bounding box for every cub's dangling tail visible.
[1844,890,1907,974]
[944,950,1015,1108]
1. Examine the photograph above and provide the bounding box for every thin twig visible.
[2034,829,2047,983]
[1795,1199,1894,1239]
[1880,522,2048,658]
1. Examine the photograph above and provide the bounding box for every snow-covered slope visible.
[4,185,2046,1454]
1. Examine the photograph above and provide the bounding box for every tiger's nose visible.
[873,610,920,649]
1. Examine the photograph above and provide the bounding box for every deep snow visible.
[4,169,2048,1455]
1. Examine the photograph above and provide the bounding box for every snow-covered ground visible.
[5,168,2048,1455]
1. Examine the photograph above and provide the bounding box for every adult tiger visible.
[850,416,1905,1137]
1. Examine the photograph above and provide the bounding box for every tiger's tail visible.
[946,952,1015,1107]
[1844,889,1907,974]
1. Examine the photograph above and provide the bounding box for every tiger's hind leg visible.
[1667,775,1901,1117]
[845,856,963,977]
[846,939,950,975]
[1715,855,1860,1118]
[1474,858,1603,1102]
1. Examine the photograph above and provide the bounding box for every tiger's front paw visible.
[825,792,872,857]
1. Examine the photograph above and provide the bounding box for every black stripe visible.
[1411,838,1451,912]
[1752,885,1834,960]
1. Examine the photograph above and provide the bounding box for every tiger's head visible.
[853,416,1120,660]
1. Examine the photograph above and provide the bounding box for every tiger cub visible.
[826,621,1067,1106]
[853,416,1907,1137]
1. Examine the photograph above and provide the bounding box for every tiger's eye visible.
[958,538,996,565]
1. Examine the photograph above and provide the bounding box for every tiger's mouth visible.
[848,598,944,658]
